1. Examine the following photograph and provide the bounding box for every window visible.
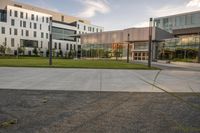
[74,44,76,50]
[96,29,98,32]
[31,14,34,20]
[26,30,29,36]
[26,13,28,19]
[23,21,26,28]
[66,44,69,50]
[70,44,72,50]
[41,32,44,38]
[61,15,64,22]
[40,24,42,30]
[14,11,18,17]
[14,29,17,35]
[191,13,200,24]
[42,17,44,22]
[9,28,12,35]
[93,28,94,32]
[10,10,12,16]
[33,31,37,37]
[54,43,57,49]
[46,33,48,39]
[41,41,43,48]
[21,29,23,36]
[20,12,23,19]
[30,22,32,28]
[11,19,15,26]
[59,43,61,49]
[11,38,15,47]
[1,27,5,34]
[77,24,80,29]
[20,20,22,27]
[36,15,38,21]
[46,17,49,23]
[34,23,37,29]
[84,26,86,30]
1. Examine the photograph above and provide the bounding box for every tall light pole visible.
[127,33,130,63]
[49,17,53,66]
[148,18,153,68]
[198,32,200,63]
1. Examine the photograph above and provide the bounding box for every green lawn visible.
[0,56,157,70]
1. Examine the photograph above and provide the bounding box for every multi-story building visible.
[0,0,104,57]
[154,11,200,62]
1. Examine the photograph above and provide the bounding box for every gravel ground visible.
[0,89,200,133]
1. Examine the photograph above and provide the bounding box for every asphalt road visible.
[0,90,200,133]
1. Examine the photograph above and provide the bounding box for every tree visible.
[6,47,12,55]
[18,47,25,55]
[32,47,38,56]
[0,45,6,55]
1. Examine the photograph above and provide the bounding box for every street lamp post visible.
[49,17,53,66]
[127,33,130,63]
[148,18,153,68]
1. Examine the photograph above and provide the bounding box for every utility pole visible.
[127,33,130,63]
[198,32,200,63]
[49,17,53,66]
[148,18,153,68]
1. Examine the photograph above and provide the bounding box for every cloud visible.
[77,0,110,18]
[187,0,200,7]
[134,21,149,27]
[149,0,200,18]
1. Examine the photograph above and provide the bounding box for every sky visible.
[15,0,200,31]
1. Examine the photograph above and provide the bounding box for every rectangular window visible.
[46,17,49,23]
[41,41,43,48]
[40,24,42,30]
[34,23,37,29]
[14,11,18,17]
[23,21,26,28]
[11,19,15,26]
[30,22,32,28]
[77,24,79,29]
[26,30,29,36]
[74,44,76,50]
[41,32,44,38]
[9,28,12,35]
[26,13,28,19]
[46,33,48,39]
[66,44,69,50]
[21,29,23,36]
[20,12,23,18]
[59,43,61,49]
[61,15,64,22]
[42,17,44,22]
[70,44,72,50]
[84,26,86,30]
[11,38,15,47]
[20,20,22,27]
[33,31,37,37]
[54,43,57,49]
[10,10,12,16]
[1,27,5,34]
[36,15,38,21]
[14,29,17,35]
[31,14,34,20]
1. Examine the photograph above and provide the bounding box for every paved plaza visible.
[0,67,199,92]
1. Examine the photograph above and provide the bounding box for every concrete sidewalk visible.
[0,67,199,92]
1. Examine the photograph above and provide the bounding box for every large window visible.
[0,10,7,22]
[191,13,200,25]
[52,27,76,42]
[20,39,38,48]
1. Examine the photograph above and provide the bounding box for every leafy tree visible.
[6,47,12,55]
[18,47,25,55]
[0,45,6,55]
[32,47,38,56]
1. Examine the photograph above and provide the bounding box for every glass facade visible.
[52,27,76,42]
[81,43,128,59]
[158,35,199,61]
[20,39,38,48]
[154,11,200,33]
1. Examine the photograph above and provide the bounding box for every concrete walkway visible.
[0,67,199,92]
